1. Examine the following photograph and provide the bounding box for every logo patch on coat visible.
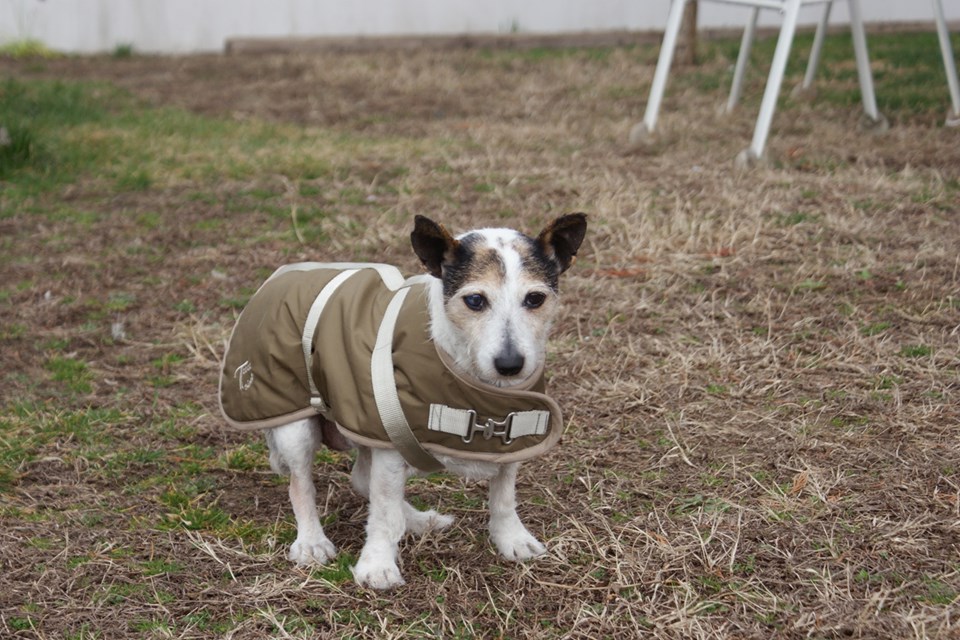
[235,360,254,391]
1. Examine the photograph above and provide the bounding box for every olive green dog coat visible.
[219,263,563,472]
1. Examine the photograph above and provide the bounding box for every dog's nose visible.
[494,352,525,377]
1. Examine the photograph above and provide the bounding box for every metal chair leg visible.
[797,0,833,94]
[932,0,960,126]
[739,0,803,163]
[848,0,885,127]
[634,0,690,141]
[727,8,760,112]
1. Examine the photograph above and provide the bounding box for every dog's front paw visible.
[491,525,547,562]
[288,536,337,566]
[353,557,405,590]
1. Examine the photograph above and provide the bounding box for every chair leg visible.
[727,7,760,113]
[740,0,803,163]
[932,0,960,125]
[636,0,690,139]
[847,0,884,125]
[797,0,833,94]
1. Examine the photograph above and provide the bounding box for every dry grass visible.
[1,30,959,639]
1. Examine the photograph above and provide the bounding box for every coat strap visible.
[270,262,406,290]
[427,404,550,444]
[371,287,444,472]
[301,268,360,412]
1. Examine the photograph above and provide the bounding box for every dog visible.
[220,213,586,589]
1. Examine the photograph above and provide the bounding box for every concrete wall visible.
[2,0,958,54]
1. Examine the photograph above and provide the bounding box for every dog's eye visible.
[524,292,547,309]
[463,294,487,311]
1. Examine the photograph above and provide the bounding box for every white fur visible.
[265,225,564,590]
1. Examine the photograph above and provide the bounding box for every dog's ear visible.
[537,213,587,274]
[411,215,459,279]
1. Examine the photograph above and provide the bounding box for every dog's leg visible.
[488,462,547,561]
[266,419,337,566]
[352,448,408,589]
[352,445,453,536]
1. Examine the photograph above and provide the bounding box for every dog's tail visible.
[264,428,292,476]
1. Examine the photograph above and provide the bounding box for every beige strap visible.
[428,405,475,437]
[371,288,444,472]
[428,404,550,442]
[301,269,360,412]
[270,262,406,290]
[510,411,551,438]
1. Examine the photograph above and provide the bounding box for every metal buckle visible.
[461,410,515,445]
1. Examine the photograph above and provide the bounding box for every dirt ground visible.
[1,36,959,639]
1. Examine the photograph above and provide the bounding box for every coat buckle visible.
[462,410,515,445]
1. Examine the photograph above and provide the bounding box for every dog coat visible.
[219,263,563,472]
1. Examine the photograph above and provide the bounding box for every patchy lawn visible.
[1,30,958,639]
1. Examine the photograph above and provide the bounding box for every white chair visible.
[632,0,886,165]
[799,0,959,127]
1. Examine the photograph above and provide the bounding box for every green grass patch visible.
[0,77,428,214]
[173,299,197,314]
[672,494,731,515]
[8,616,35,631]
[900,344,932,358]
[0,405,132,491]
[918,580,957,605]
[160,499,231,532]
[45,356,93,394]
[152,352,185,371]
[0,78,116,191]
[112,43,134,59]
[312,552,357,585]
[140,558,184,577]
[793,279,826,293]
[106,291,137,312]
[180,610,235,634]
[777,211,818,227]
[0,39,59,58]
[219,295,251,310]
[829,414,870,430]
[115,167,152,191]
[220,445,263,471]
[1,322,27,341]
[418,559,449,583]
[103,448,167,478]
[0,123,34,179]
[860,321,891,336]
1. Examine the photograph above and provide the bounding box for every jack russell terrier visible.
[220,213,587,589]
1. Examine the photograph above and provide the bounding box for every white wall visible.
[2,0,958,54]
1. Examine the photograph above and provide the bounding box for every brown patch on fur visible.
[510,235,561,292]
[466,244,507,284]
[441,233,506,300]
